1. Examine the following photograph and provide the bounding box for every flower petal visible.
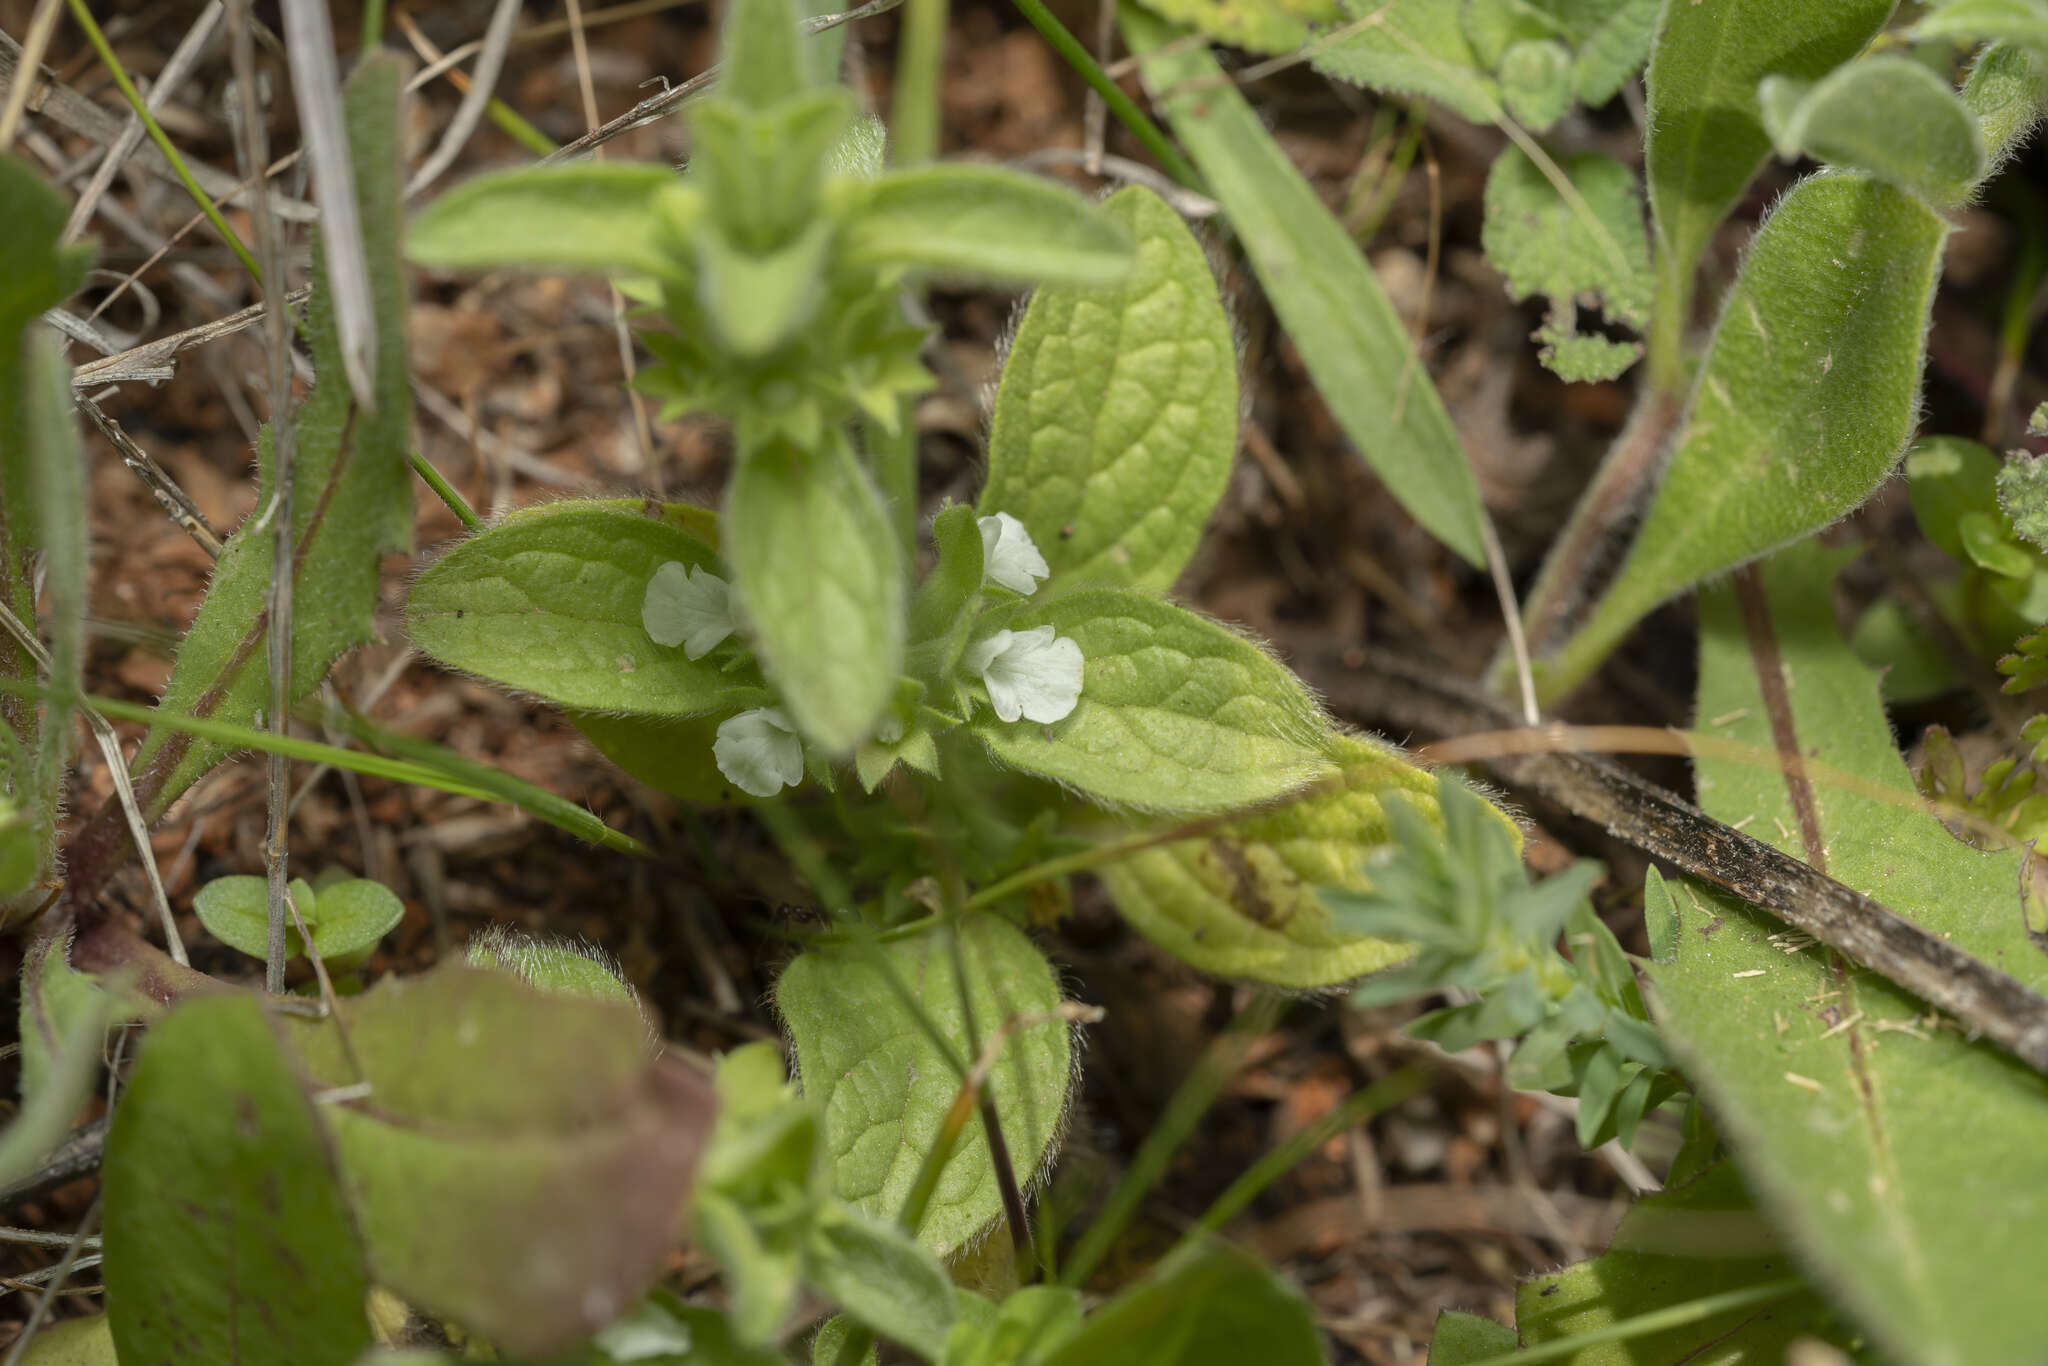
[713,707,804,797]
[973,624,1083,724]
[642,561,735,659]
[978,512,1051,596]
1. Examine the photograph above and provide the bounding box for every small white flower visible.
[978,512,1051,596]
[714,707,804,797]
[964,626,1083,724]
[642,561,735,659]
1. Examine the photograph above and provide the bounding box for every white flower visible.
[964,626,1083,724]
[978,512,1051,596]
[642,561,735,659]
[714,708,804,796]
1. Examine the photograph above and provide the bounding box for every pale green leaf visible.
[979,187,1236,594]
[1998,453,2048,550]
[1513,1164,1843,1362]
[1127,0,1336,55]
[1129,9,1489,566]
[1539,172,1948,699]
[103,995,371,1366]
[1481,148,1651,382]
[12,1315,116,1366]
[407,163,679,279]
[774,917,1069,1257]
[1499,38,1574,130]
[193,874,400,963]
[971,589,1333,813]
[845,165,1133,287]
[719,0,814,109]
[133,56,414,811]
[725,435,903,754]
[1098,734,1437,987]
[1310,0,1503,123]
[943,1285,1084,1366]
[1643,0,1891,324]
[1913,0,2048,52]
[806,1203,958,1358]
[1424,1310,1515,1364]
[1568,0,1660,106]
[1964,41,2048,170]
[1759,56,1985,207]
[406,501,765,718]
[285,964,714,1357]
[1040,1240,1321,1366]
[465,924,638,1006]
[1650,543,2048,1364]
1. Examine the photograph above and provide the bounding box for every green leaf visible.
[1914,0,2048,52]
[407,501,764,718]
[5,933,124,1191]
[407,163,679,279]
[193,874,402,963]
[1499,38,1575,130]
[1098,734,1440,987]
[284,964,715,1357]
[1514,1164,1840,1361]
[979,187,1236,594]
[719,0,814,109]
[1999,454,2048,550]
[1539,172,1948,700]
[1642,0,1891,329]
[103,995,371,1366]
[725,435,903,753]
[133,55,414,812]
[1480,148,1651,382]
[1649,543,2048,1363]
[12,1315,117,1366]
[1909,435,2003,564]
[0,156,94,336]
[806,1203,958,1358]
[845,165,1133,288]
[943,1286,1084,1366]
[1759,56,1986,207]
[574,711,746,804]
[1966,41,2048,176]
[1566,0,1660,107]
[1040,1240,1321,1366]
[1310,0,1503,123]
[1127,9,1489,568]
[971,589,1333,813]
[1423,1310,1515,1364]
[1126,0,1336,55]
[465,924,638,1006]
[774,917,1069,1256]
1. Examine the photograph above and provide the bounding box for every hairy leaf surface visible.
[1760,56,1984,207]
[407,163,680,278]
[1311,0,1501,122]
[980,187,1235,594]
[845,166,1132,287]
[775,917,1069,1257]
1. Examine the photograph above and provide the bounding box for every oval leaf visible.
[971,589,1332,813]
[407,500,765,718]
[1098,735,1442,987]
[1540,172,1948,698]
[407,163,679,278]
[104,995,371,1366]
[725,436,903,754]
[1041,1240,1322,1366]
[1760,56,1985,207]
[774,917,1070,1257]
[979,187,1237,594]
[844,164,1133,287]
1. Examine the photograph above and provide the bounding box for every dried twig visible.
[405,0,522,197]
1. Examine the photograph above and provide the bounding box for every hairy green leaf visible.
[971,589,1332,813]
[725,435,902,753]
[573,711,742,803]
[1512,1163,1843,1361]
[1914,0,2048,52]
[1310,0,1501,122]
[103,995,370,1366]
[980,187,1236,594]
[1760,56,1985,207]
[1126,0,1335,55]
[1422,1309,1515,1364]
[1040,1240,1321,1366]
[1540,172,1948,699]
[1130,9,1489,567]
[1098,734,1438,987]
[407,501,764,718]
[1642,0,1891,334]
[845,166,1133,287]
[774,917,1069,1256]
[407,163,679,279]
[2000,453,2048,550]
[1564,0,1660,106]
[134,55,413,811]
[1965,41,2048,170]
[1650,543,2048,1364]
[4,933,124,1191]
[806,1204,958,1358]
[285,965,714,1357]
[1481,148,1651,382]
[719,0,815,109]
[1499,38,1574,130]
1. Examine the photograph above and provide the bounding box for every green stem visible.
[1008,0,1203,192]
[409,451,483,531]
[65,0,264,286]
[889,0,946,163]
[360,0,389,50]
[1459,1279,1805,1366]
